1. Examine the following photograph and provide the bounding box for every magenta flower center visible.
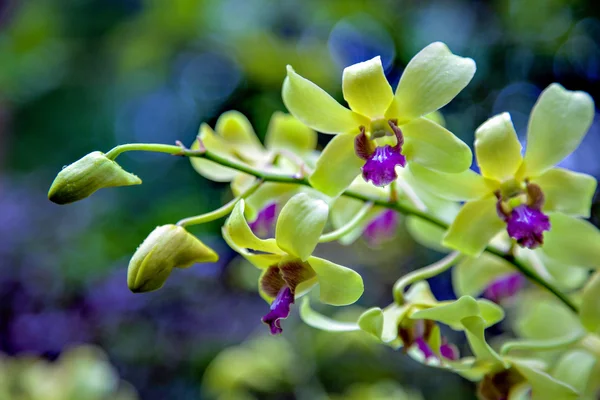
[505,205,551,249]
[362,146,407,187]
[355,120,406,187]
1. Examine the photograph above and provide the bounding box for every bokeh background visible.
[1,0,600,399]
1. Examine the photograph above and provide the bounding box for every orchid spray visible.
[49,42,600,400]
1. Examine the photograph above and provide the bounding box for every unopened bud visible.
[48,151,141,205]
[127,224,218,293]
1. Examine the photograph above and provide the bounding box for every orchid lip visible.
[484,273,524,304]
[261,286,294,335]
[355,120,407,187]
[363,209,398,247]
[495,183,551,249]
[505,204,551,249]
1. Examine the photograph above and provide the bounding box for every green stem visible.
[176,179,263,227]
[319,202,374,243]
[500,331,586,355]
[105,144,183,159]
[105,142,579,313]
[393,252,462,305]
[485,246,577,312]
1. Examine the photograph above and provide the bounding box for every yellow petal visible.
[388,42,476,123]
[264,111,317,153]
[474,112,523,182]
[342,56,394,119]
[522,83,594,177]
[282,65,367,134]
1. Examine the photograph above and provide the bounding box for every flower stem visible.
[105,144,183,159]
[393,252,463,305]
[105,142,580,313]
[176,179,263,227]
[319,202,373,243]
[500,331,585,355]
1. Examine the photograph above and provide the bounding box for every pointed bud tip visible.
[48,151,141,205]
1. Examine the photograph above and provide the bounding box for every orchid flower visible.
[223,192,363,334]
[410,83,596,257]
[282,42,475,197]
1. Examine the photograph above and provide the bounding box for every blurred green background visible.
[1,0,599,399]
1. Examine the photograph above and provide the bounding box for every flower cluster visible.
[49,42,600,399]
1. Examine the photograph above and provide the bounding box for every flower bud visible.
[48,151,141,205]
[127,224,218,293]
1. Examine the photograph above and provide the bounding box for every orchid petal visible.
[190,124,239,182]
[407,163,490,201]
[264,111,317,153]
[542,213,600,268]
[276,193,329,261]
[282,65,366,134]
[532,167,597,217]
[474,112,523,182]
[410,296,504,329]
[308,256,364,306]
[299,298,360,332]
[221,226,282,269]
[552,350,597,395]
[224,200,282,254]
[511,360,579,400]
[522,84,594,177]
[443,196,505,257]
[402,117,472,173]
[453,254,514,297]
[215,111,263,154]
[461,316,506,366]
[389,42,476,122]
[309,133,363,197]
[580,271,600,334]
[342,56,394,119]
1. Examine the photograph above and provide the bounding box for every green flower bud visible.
[48,151,142,205]
[127,224,219,293]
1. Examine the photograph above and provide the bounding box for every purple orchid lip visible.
[406,320,459,361]
[495,183,551,249]
[414,336,459,361]
[355,121,407,187]
[414,337,437,360]
[505,204,550,249]
[361,146,407,187]
[484,273,524,304]
[363,209,398,247]
[248,203,277,238]
[261,286,294,335]
[440,340,459,361]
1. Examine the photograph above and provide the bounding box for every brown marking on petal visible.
[388,119,404,150]
[494,190,511,222]
[279,259,316,294]
[422,319,436,341]
[260,265,286,298]
[526,182,545,210]
[477,369,525,400]
[398,326,414,351]
[354,126,375,160]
